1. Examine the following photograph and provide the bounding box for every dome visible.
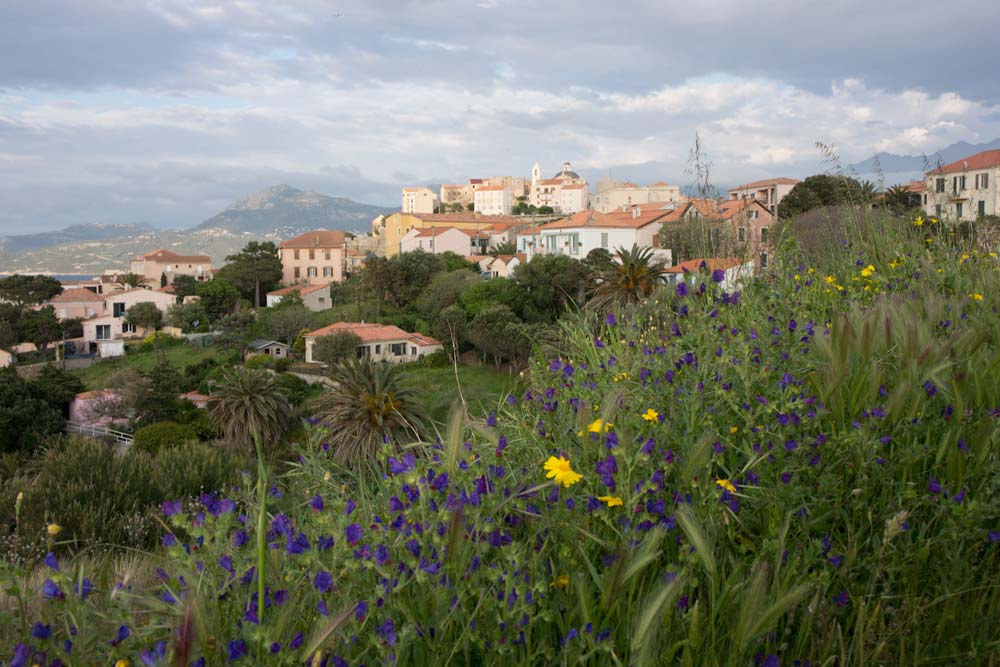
[552,161,580,180]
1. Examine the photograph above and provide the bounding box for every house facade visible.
[727,178,799,215]
[529,162,589,212]
[130,249,213,285]
[474,185,514,215]
[81,288,177,344]
[923,150,1000,221]
[401,187,438,214]
[440,184,475,211]
[487,254,526,278]
[378,213,521,258]
[516,206,677,261]
[47,287,107,320]
[593,179,683,213]
[279,230,347,285]
[399,226,487,256]
[303,322,443,364]
[673,199,774,268]
[245,340,290,360]
[266,283,331,311]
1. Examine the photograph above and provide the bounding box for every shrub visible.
[273,357,291,372]
[243,354,275,369]
[405,349,450,368]
[131,421,198,455]
[137,331,183,352]
[149,441,247,499]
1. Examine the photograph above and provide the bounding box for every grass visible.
[399,364,520,423]
[71,343,220,390]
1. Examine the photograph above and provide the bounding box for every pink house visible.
[399,226,488,256]
[47,288,107,321]
[69,390,122,426]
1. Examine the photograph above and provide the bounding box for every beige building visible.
[47,287,107,320]
[265,283,331,311]
[279,230,347,285]
[304,322,442,364]
[376,212,521,258]
[924,149,1000,221]
[81,287,178,344]
[439,184,475,211]
[401,187,438,214]
[530,161,589,212]
[474,185,514,215]
[593,178,683,213]
[727,178,799,215]
[400,226,488,256]
[130,249,213,285]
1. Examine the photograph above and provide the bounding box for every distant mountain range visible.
[848,139,1000,177]
[0,185,397,275]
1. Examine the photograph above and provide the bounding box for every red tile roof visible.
[561,184,587,190]
[280,230,347,248]
[50,287,106,303]
[729,177,800,190]
[476,185,508,192]
[305,322,440,346]
[408,213,521,225]
[267,283,329,297]
[542,207,676,230]
[138,248,212,263]
[927,150,1000,175]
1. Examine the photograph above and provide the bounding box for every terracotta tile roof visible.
[476,185,508,192]
[515,226,547,235]
[904,180,926,193]
[138,248,212,263]
[621,182,639,188]
[50,287,106,303]
[729,177,800,190]
[280,230,346,249]
[561,184,587,190]
[493,254,526,263]
[927,150,1000,175]
[538,179,563,186]
[410,213,521,225]
[651,181,674,187]
[666,257,747,274]
[267,283,329,297]
[684,198,767,221]
[305,322,442,347]
[541,208,674,230]
[75,389,114,400]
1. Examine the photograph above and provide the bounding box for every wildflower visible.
[716,479,736,493]
[43,551,59,571]
[970,293,984,301]
[227,639,248,662]
[309,495,324,511]
[75,577,95,600]
[115,660,130,667]
[161,500,182,516]
[345,523,363,544]
[543,456,582,488]
[31,622,51,639]
[377,618,397,646]
[597,495,623,507]
[47,523,62,536]
[551,575,570,589]
[42,578,64,600]
[605,313,617,326]
[676,282,688,297]
[641,409,659,423]
[314,571,333,593]
[729,426,738,434]
[825,275,837,285]
[860,264,875,278]
[587,418,612,433]
[913,216,924,227]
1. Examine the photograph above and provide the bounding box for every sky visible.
[2,0,1000,234]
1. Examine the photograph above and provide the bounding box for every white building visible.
[516,206,679,262]
[303,322,443,364]
[399,226,488,256]
[593,178,683,213]
[924,150,1000,221]
[401,187,438,214]
[727,178,799,215]
[530,161,589,212]
[474,185,514,215]
[265,283,331,312]
[81,288,177,344]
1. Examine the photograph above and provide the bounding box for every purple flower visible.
[355,600,369,621]
[289,632,304,649]
[309,494,324,511]
[10,644,31,667]
[227,638,248,662]
[495,434,508,458]
[989,531,1000,543]
[711,268,725,283]
[377,618,397,646]
[232,529,249,547]
[314,571,333,592]
[140,641,166,666]
[928,477,942,494]
[344,498,357,516]
[346,523,363,545]
[269,643,282,654]
[676,282,688,297]
[75,578,94,600]
[286,532,310,555]
[388,453,416,475]
[42,578,64,600]
[161,500,182,516]
[31,622,52,639]
[605,313,618,326]
[43,552,59,571]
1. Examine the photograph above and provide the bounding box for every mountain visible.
[0,222,156,255]
[191,184,396,236]
[848,138,1000,176]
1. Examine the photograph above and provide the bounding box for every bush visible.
[273,357,291,372]
[137,331,183,353]
[131,421,198,455]
[149,441,248,500]
[405,349,451,368]
[244,354,275,369]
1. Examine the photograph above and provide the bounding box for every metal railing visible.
[66,421,134,446]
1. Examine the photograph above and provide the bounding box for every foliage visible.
[0,274,62,306]
[131,421,199,455]
[432,304,467,363]
[272,373,322,407]
[170,274,198,299]
[490,240,517,256]
[166,300,208,332]
[208,367,293,451]
[259,304,316,346]
[414,270,481,323]
[312,356,430,467]
[218,241,284,308]
[28,365,84,417]
[777,174,864,219]
[439,252,478,273]
[216,310,257,349]
[459,278,526,319]
[115,272,149,289]
[588,243,669,310]
[195,278,241,319]
[0,367,64,453]
[16,306,63,351]
[124,302,163,333]
[311,330,362,365]
[512,253,589,323]
[466,304,526,367]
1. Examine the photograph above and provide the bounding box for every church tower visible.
[531,162,541,184]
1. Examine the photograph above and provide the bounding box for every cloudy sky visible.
[2,0,999,233]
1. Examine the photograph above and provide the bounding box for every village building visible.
[46,287,107,320]
[923,149,1000,221]
[377,213,521,258]
[130,249,213,285]
[278,230,347,285]
[265,283,331,311]
[593,178,683,213]
[244,339,290,361]
[401,187,438,214]
[80,287,177,345]
[303,322,442,365]
[727,178,799,215]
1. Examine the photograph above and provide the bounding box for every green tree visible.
[589,244,669,310]
[512,254,589,323]
[313,356,429,468]
[125,302,163,334]
[415,270,482,322]
[171,274,198,299]
[883,184,922,213]
[312,330,362,365]
[217,310,257,350]
[28,365,84,417]
[440,252,478,273]
[776,174,864,219]
[537,205,555,215]
[160,272,168,288]
[195,278,240,319]
[433,304,467,365]
[166,301,208,332]
[0,274,62,306]
[132,421,198,455]
[467,304,522,368]
[260,304,316,346]
[491,241,517,256]
[0,367,64,452]
[116,272,149,289]
[218,241,284,308]
[466,202,475,212]
[18,306,62,352]
[459,279,526,319]
[209,366,293,451]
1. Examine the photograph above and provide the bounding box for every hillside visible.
[848,137,1000,176]
[191,184,396,235]
[0,222,155,256]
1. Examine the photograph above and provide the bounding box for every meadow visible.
[3,212,999,666]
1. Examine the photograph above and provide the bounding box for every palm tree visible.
[209,367,293,451]
[116,272,149,289]
[312,356,429,468]
[588,244,669,310]
[884,184,920,212]
[858,180,880,205]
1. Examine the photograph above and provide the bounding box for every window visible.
[294,249,300,260]
[323,266,333,277]
[307,267,317,278]
[956,202,964,219]
[122,322,135,334]
[390,343,405,356]
[760,227,769,244]
[979,200,986,217]
[976,173,989,189]
[760,252,769,268]
[738,227,746,242]
[324,249,331,260]
[375,344,381,354]
[113,302,125,317]
[935,178,945,193]
[960,175,967,190]
[748,209,758,219]
[601,232,608,248]
[411,346,417,355]
[935,204,942,218]
[96,325,111,340]
[309,249,315,260]
[923,194,927,205]
[294,267,301,279]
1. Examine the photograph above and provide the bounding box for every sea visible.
[0,274,97,281]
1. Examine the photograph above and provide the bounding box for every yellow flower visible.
[960,253,970,263]
[551,575,570,589]
[913,216,924,227]
[793,273,800,281]
[323,471,331,482]
[931,217,938,224]
[807,268,815,274]
[715,479,736,493]
[597,495,624,507]
[825,275,837,285]
[47,523,61,536]
[641,409,659,423]
[587,418,612,433]
[729,426,739,434]
[115,660,130,667]
[889,258,902,269]
[543,456,582,488]
[860,264,875,278]
[969,293,984,301]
